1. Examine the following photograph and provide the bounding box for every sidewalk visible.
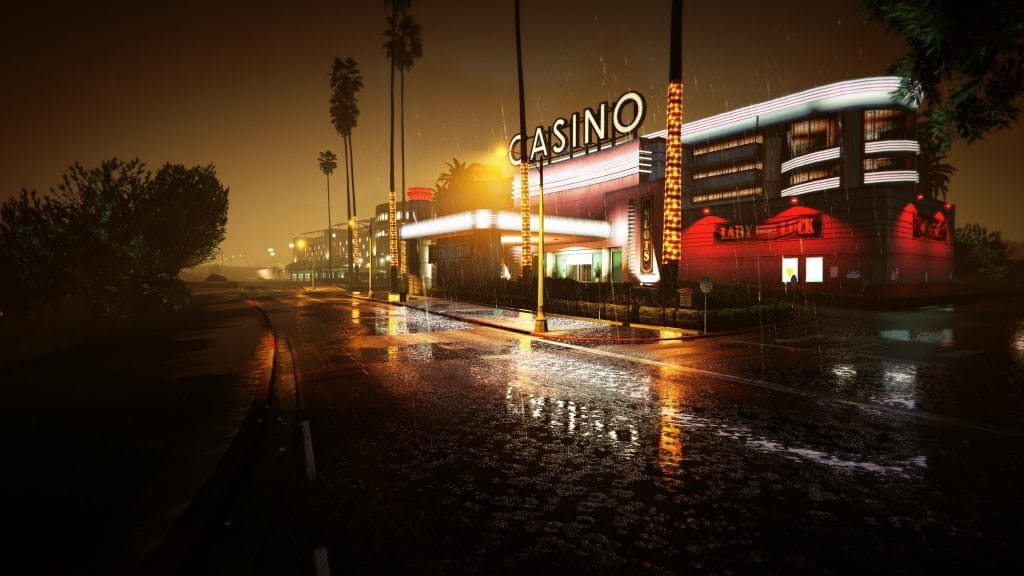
[329,288,699,342]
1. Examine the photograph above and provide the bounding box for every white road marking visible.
[314,546,331,576]
[301,420,316,481]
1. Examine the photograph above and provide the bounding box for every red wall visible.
[679,203,954,286]
[680,205,868,286]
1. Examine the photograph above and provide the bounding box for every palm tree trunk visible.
[349,133,358,282]
[345,134,354,284]
[326,171,333,281]
[400,67,407,294]
[388,6,398,294]
[348,133,357,216]
[660,0,683,292]
[514,0,532,278]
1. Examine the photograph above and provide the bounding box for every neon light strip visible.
[781,176,841,197]
[780,147,840,173]
[647,77,913,143]
[863,170,919,184]
[402,210,611,240]
[864,140,920,155]
[511,146,645,197]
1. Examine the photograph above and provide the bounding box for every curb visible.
[335,291,705,343]
[140,291,277,575]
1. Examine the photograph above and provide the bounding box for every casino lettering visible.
[508,90,647,165]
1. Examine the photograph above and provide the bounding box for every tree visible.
[861,0,1024,154]
[916,119,956,201]
[385,9,422,290]
[0,159,228,315]
[318,150,337,279]
[661,0,684,291]
[329,57,363,282]
[433,157,478,214]
[137,162,229,273]
[954,223,1013,281]
[513,0,532,277]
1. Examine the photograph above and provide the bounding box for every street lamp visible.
[535,159,548,332]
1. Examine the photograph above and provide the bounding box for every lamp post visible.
[534,159,548,332]
[368,220,374,294]
[699,275,713,334]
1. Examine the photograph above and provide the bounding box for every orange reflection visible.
[652,367,686,476]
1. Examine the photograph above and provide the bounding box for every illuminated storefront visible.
[404,77,954,291]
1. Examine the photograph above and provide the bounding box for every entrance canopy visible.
[401,209,611,241]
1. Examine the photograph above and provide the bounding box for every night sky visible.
[3,0,1021,266]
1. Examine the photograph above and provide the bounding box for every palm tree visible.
[318,150,338,279]
[385,10,422,290]
[661,0,683,290]
[916,117,956,201]
[514,0,532,277]
[434,157,476,214]
[330,57,363,282]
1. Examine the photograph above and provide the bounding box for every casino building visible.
[404,76,954,292]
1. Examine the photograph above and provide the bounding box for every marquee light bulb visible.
[661,81,683,263]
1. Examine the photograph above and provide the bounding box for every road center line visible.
[301,420,316,481]
[313,546,331,576]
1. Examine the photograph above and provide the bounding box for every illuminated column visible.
[514,0,532,276]
[350,218,359,278]
[662,80,682,264]
[388,189,398,294]
[661,0,683,287]
[520,162,532,272]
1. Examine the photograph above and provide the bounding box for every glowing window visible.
[782,257,799,283]
[806,257,824,283]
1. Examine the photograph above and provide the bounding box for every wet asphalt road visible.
[245,285,1024,574]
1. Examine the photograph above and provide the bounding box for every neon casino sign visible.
[508,91,647,165]
[715,214,822,243]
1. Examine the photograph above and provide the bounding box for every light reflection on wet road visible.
[248,287,1024,573]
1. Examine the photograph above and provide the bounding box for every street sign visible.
[699,275,713,294]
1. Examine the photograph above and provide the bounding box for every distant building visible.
[288,189,433,288]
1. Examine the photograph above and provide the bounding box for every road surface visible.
[240,284,1023,574]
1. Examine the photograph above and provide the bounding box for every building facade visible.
[403,77,954,292]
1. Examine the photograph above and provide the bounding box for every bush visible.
[427,279,794,331]
[0,159,228,316]
[954,222,1013,281]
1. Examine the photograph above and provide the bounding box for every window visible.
[864,109,913,141]
[806,257,824,283]
[693,162,762,180]
[788,163,840,186]
[692,187,763,203]
[693,134,762,156]
[786,116,839,158]
[863,155,914,172]
[782,257,799,283]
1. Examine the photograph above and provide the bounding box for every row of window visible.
[686,108,916,202]
[692,162,762,180]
